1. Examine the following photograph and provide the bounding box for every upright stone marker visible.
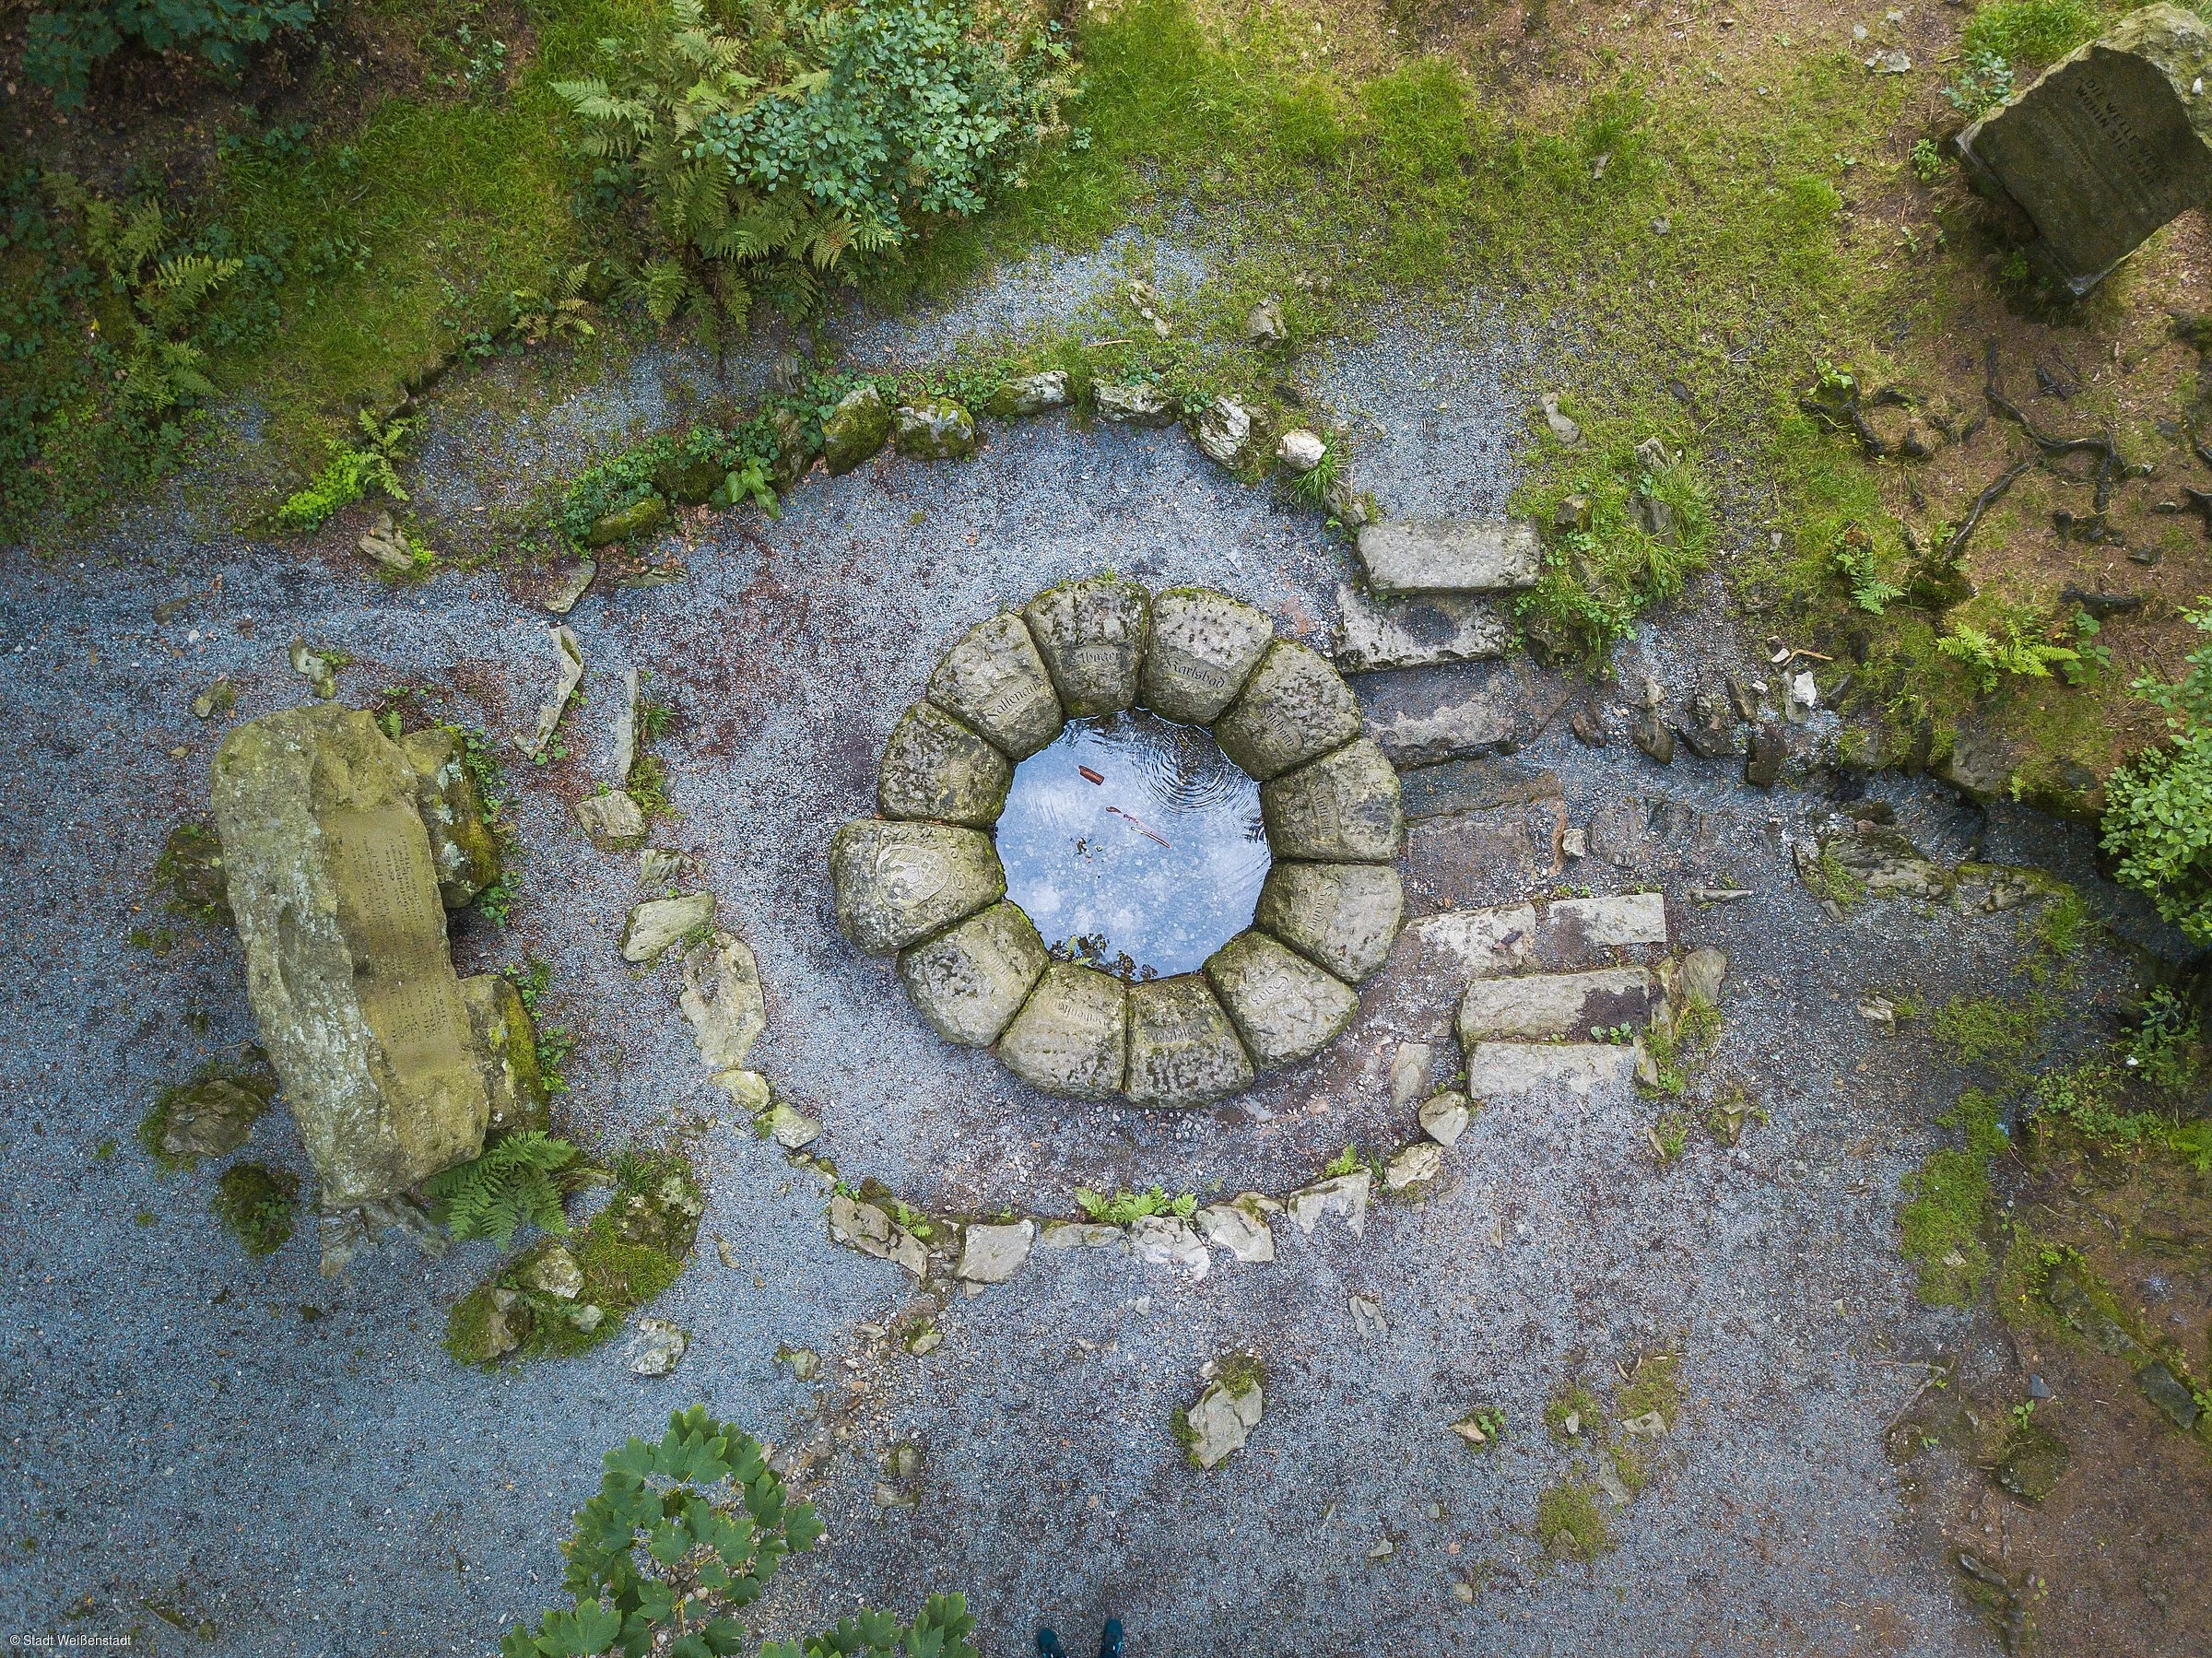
[212,708,494,1217]
[1959,5,2212,295]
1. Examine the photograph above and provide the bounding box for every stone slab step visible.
[1411,892,1669,979]
[1332,582,1509,673]
[1464,1040,1641,1098]
[1355,518,1542,594]
[1457,966,1655,1043]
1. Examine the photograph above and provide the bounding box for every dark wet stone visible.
[828,819,1005,957]
[1570,703,1606,747]
[1631,711,1675,765]
[1141,589,1273,725]
[899,901,1048,1047]
[1124,974,1254,1107]
[1214,641,1363,782]
[1253,860,1404,984]
[926,613,1065,760]
[1260,738,1403,863]
[1022,576,1152,718]
[2136,1360,2201,1429]
[1745,722,1786,788]
[1398,756,1560,821]
[1204,929,1359,1069]
[1989,1423,2069,1503]
[995,962,1127,1099]
[877,701,1012,828]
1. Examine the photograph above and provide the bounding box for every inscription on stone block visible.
[1959,5,2212,294]
[326,805,473,1083]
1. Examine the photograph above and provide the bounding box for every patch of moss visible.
[1546,1384,1603,1443]
[1927,993,2056,1086]
[210,1163,299,1257]
[1535,1480,1614,1562]
[1618,1353,1681,1427]
[445,1146,700,1368]
[151,821,229,926]
[1898,1088,2008,1306]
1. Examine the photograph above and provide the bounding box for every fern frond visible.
[426,1131,577,1246]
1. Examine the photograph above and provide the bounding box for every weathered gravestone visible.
[1959,5,2212,295]
[212,707,533,1264]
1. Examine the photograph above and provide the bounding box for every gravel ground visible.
[0,288,2188,1657]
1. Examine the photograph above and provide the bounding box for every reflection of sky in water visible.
[999,711,1270,978]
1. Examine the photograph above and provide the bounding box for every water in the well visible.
[997,710,1271,979]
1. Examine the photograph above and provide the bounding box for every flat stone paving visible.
[3,327,2194,1658]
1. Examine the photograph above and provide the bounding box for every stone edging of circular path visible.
[828,574,1409,1109]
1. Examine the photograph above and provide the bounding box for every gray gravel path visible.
[0,294,2173,1658]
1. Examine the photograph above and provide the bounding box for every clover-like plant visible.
[504,1407,977,1658]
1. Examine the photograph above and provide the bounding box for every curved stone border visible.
[830,577,1407,1108]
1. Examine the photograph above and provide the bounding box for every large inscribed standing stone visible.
[1958,5,2212,295]
[212,707,494,1217]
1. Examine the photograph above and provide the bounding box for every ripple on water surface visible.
[997,711,1270,979]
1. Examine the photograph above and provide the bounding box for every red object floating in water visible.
[1077,766,1105,784]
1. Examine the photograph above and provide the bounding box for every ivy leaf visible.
[647,1520,693,1566]
[700,1620,749,1656]
[786,1501,825,1553]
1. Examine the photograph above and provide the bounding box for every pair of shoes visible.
[1036,1620,1124,1658]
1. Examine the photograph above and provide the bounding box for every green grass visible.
[210,1162,300,1256]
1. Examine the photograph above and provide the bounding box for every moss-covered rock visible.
[585,495,670,547]
[398,726,500,906]
[823,384,891,475]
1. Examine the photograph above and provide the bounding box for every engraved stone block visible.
[1203,929,1361,1069]
[1455,966,1656,1044]
[1022,576,1152,717]
[877,701,1012,828]
[925,613,1065,759]
[1959,5,2212,295]
[1260,738,1404,863]
[898,900,1049,1047]
[1124,974,1255,1107]
[1332,582,1512,673]
[1354,518,1542,594]
[1213,640,1364,782]
[995,962,1128,1098]
[1253,861,1405,984]
[829,819,1005,956]
[1140,588,1274,724]
[210,706,490,1209]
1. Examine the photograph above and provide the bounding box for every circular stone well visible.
[997,710,1270,981]
[829,577,1407,1109]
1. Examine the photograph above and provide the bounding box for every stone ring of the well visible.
[829,574,1406,1107]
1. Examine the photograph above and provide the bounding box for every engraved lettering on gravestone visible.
[983,680,1052,723]
[1958,6,2212,294]
[325,806,470,1077]
[1156,647,1230,694]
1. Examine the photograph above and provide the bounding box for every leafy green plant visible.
[556,0,1067,338]
[500,1406,980,1658]
[1516,445,1714,663]
[1828,523,1903,615]
[1073,1184,1196,1224]
[1647,1111,1690,1164]
[211,1161,299,1256]
[55,182,241,432]
[510,263,597,346]
[1320,1144,1362,1180]
[2102,600,2212,942]
[427,1131,577,1246]
[1909,138,1947,186]
[1936,617,2077,693]
[1943,47,2016,117]
[2124,988,2206,1098]
[25,0,320,109]
[276,409,415,530]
